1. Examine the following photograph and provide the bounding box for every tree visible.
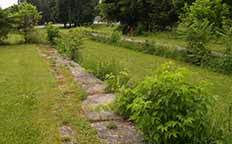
[100,0,141,33]
[57,0,70,27]
[19,0,58,24]
[0,8,13,43]
[180,0,231,31]
[13,2,41,43]
[57,0,99,27]
[100,0,195,34]
[48,0,59,22]
[223,0,232,18]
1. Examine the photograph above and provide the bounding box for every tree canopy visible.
[100,0,195,33]
[19,0,99,26]
[12,2,41,42]
[0,8,13,42]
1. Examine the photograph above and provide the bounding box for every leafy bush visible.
[115,62,225,143]
[179,20,212,66]
[109,31,122,43]
[218,26,232,73]
[56,33,83,62]
[140,40,165,55]
[46,23,60,44]
[81,57,123,81]
[26,29,47,44]
[180,0,231,32]
[105,70,130,93]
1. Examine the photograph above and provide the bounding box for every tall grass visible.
[80,55,123,81]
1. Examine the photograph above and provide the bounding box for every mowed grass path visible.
[0,45,100,144]
[0,45,59,144]
[82,40,232,115]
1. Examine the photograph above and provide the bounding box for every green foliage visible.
[100,0,193,33]
[140,40,160,55]
[79,39,232,144]
[20,0,57,24]
[110,31,122,43]
[179,20,212,66]
[106,121,118,129]
[218,26,232,73]
[105,70,130,93]
[26,29,48,44]
[57,0,98,27]
[56,33,83,62]
[115,62,225,143]
[0,8,13,43]
[81,57,123,81]
[46,23,60,44]
[12,2,41,43]
[180,0,231,32]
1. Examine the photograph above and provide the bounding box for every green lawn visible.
[82,40,232,116]
[0,44,100,144]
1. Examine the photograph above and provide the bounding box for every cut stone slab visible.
[68,66,106,95]
[83,83,106,95]
[83,94,116,107]
[91,120,144,144]
[74,73,104,85]
[82,94,120,121]
[82,106,121,122]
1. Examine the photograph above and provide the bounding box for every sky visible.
[0,0,18,9]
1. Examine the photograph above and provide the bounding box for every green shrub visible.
[81,57,123,81]
[218,26,232,73]
[179,20,212,66]
[180,0,231,32]
[139,40,167,55]
[46,23,60,44]
[26,29,47,44]
[109,31,122,43]
[115,62,224,143]
[105,70,130,93]
[56,33,83,62]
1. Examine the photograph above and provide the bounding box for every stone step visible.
[82,83,106,95]
[83,94,116,107]
[82,94,121,121]
[83,108,122,122]
[91,120,144,144]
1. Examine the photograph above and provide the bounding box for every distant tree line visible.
[13,0,232,33]
[100,0,232,34]
[18,0,99,27]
